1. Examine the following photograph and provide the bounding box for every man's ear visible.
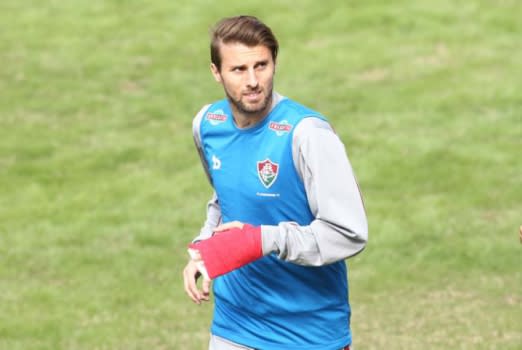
[210,63,222,84]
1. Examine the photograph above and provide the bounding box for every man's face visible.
[211,42,275,123]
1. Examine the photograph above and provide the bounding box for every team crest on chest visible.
[257,159,279,188]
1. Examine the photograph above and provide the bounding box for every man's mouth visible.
[244,90,262,101]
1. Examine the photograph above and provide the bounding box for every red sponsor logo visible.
[269,121,292,132]
[206,113,227,122]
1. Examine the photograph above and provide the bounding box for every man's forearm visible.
[261,218,367,266]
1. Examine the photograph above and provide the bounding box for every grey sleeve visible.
[191,105,222,242]
[192,192,222,242]
[261,117,368,265]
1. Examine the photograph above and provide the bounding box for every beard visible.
[225,86,273,117]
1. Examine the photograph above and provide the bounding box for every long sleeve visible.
[261,117,368,265]
[192,192,222,242]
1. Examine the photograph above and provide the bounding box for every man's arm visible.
[183,105,220,303]
[191,104,223,241]
[261,117,368,266]
[188,116,368,279]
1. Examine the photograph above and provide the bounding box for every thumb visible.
[214,221,244,233]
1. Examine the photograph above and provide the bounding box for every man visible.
[183,15,368,350]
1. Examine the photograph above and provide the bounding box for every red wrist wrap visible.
[189,224,262,279]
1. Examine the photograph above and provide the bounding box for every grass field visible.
[1,1,521,349]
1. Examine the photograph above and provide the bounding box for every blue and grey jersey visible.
[192,93,368,350]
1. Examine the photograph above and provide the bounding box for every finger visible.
[214,221,244,232]
[183,263,202,304]
[183,268,199,304]
[201,278,211,301]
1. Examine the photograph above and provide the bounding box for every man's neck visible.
[231,93,282,129]
[232,106,271,128]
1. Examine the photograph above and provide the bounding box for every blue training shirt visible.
[198,97,351,350]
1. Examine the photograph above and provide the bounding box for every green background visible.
[1,1,520,349]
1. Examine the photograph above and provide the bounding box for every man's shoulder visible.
[192,98,230,128]
[294,117,334,137]
[193,98,228,120]
[275,96,325,121]
[192,104,211,128]
[281,98,333,143]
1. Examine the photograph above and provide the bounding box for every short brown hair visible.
[210,15,279,71]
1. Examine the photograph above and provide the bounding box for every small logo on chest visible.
[268,120,293,136]
[212,155,221,170]
[257,159,279,188]
[206,110,227,125]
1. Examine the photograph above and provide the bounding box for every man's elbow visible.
[349,225,368,257]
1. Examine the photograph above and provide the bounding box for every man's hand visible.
[183,257,211,305]
[188,223,262,279]
[182,222,244,304]
[214,220,244,232]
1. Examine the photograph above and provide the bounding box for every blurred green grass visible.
[1,0,520,349]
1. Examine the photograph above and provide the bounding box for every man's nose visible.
[246,69,259,88]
